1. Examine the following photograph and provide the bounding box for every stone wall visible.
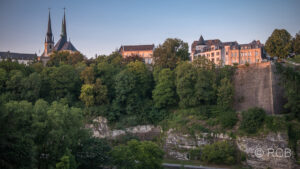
[164,129,297,169]
[86,116,161,140]
[233,62,285,114]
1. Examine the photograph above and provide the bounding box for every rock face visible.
[87,117,298,169]
[236,133,295,169]
[86,116,161,140]
[164,129,230,160]
[164,129,297,169]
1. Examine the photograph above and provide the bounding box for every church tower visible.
[44,10,54,56]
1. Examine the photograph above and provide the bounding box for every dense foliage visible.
[201,141,237,165]
[111,140,164,169]
[265,29,292,59]
[240,107,266,134]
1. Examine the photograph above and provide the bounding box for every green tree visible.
[21,72,42,102]
[94,78,108,105]
[0,101,35,169]
[217,77,234,109]
[276,63,300,119]
[153,38,189,69]
[111,140,164,169]
[6,70,24,99]
[56,149,77,169]
[240,107,266,134]
[79,84,95,107]
[201,141,236,165]
[293,32,300,55]
[48,64,81,101]
[265,29,292,59]
[175,62,197,108]
[80,66,95,84]
[153,68,177,109]
[0,68,7,91]
[75,138,111,169]
[47,51,85,67]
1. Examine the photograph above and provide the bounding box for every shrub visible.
[219,110,238,129]
[265,115,287,132]
[240,107,266,134]
[201,141,236,165]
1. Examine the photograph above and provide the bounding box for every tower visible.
[44,9,54,56]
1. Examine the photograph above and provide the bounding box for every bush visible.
[219,110,238,129]
[240,107,266,134]
[265,116,287,132]
[201,141,236,165]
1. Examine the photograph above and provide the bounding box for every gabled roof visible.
[0,51,37,60]
[197,35,205,45]
[120,45,154,52]
[53,38,77,52]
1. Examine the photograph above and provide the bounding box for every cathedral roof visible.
[0,51,37,60]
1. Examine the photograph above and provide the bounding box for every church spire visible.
[61,8,67,40]
[46,9,53,43]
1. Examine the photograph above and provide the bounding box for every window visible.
[231,53,233,57]
[211,52,214,57]
[211,47,214,50]
[248,58,251,63]
[217,52,220,56]
[248,52,251,56]
[241,53,243,57]
[245,53,247,56]
[255,51,258,56]
[212,58,214,62]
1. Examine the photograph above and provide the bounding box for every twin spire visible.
[45,8,67,43]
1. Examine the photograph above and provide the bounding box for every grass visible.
[287,55,300,63]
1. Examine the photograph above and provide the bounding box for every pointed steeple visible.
[46,9,53,43]
[197,35,205,45]
[61,8,67,40]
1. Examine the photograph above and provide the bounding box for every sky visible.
[0,0,299,58]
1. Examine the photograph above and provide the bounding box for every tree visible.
[21,72,42,102]
[265,29,292,59]
[217,77,234,109]
[111,140,164,169]
[6,70,24,99]
[47,51,85,67]
[79,84,95,107]
[80,66,95,84]
[240,107,266,134]
[201,141,236,165]
[0,68,7,91]
[293,32,300,55]
[153,38,189,69]
[94,78,108,105]
[55,149,77,169]
[175,62,197,108]
[75,138,111,169]
[48,64,81,101]
[153,68,177,109]
[0,101,35,169]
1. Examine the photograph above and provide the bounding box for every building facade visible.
[119,44,154,64]
[40,10,78,65]
[191,35,264,66]
[0,51,37,65]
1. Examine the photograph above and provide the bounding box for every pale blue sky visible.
[0,0,299,58]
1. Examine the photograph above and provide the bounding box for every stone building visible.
[119,44,154,64]
[191,35,265,66]
[0,51,37,65]
[40,10,78,65]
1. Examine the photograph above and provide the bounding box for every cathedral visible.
[40,9,78,64]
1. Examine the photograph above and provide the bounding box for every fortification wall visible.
[233,62,285,114]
